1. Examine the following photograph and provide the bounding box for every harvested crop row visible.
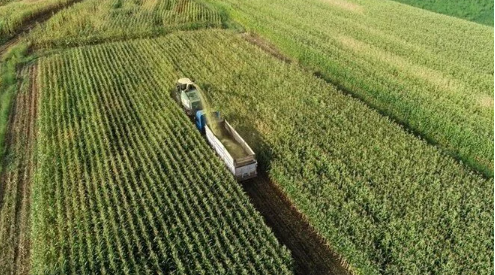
[207,0,494,177]
[31,40,292,273]
[28,0,223,48]
[74,29,492,274]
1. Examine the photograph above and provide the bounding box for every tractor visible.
[174,78,202,116]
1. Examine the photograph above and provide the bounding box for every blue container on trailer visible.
[195,110,220,133]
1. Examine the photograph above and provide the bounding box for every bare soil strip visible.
[242,174,351,275]
[0,64,38,275]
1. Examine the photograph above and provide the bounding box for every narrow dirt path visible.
[0,65,39,275]
[242,174,351,275]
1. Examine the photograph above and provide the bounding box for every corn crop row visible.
[28,0,222,48]
[0,0,73,42]
[31,35,292,274]
[86,29,492,275]
[206,0,495,177]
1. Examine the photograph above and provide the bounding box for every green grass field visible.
[392,0,494,26]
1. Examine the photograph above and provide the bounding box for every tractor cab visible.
[175,78,202,116]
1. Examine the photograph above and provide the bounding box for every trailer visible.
[196,110,257,181]
[172,78,258,181]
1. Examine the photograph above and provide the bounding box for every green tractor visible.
[174,78,203,116]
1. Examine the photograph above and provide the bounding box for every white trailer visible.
[205,120,257,181]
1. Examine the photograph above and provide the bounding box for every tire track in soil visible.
[242,174,351,275]
[0,65,38,275]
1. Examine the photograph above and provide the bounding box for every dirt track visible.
[0,65,39,275]
[242,175,351,275]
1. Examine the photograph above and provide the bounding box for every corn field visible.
[32,29,493,274]
[207,0,495,177]
[28,0,223,48]
[3,0,493,273]
[37,29,491,275]
[31,36,293,274]
[0,0,73,42]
